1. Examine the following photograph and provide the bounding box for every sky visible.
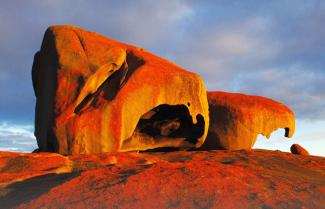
[0,0,324,156]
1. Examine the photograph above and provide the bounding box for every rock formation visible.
[291,144,310,156]
[32,25,209,155]
[200,91,295,150]
[0,150,324,208]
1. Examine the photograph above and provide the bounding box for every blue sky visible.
[0,0,324,155]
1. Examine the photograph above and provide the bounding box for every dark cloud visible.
[0,0,192,122]
[0,0,324,126]
[236,67,325,120]
[166,1,325,120]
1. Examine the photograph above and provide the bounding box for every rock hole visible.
[122,104,205,151]
[137,104,204,142]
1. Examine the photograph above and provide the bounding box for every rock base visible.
[0,150,324,209]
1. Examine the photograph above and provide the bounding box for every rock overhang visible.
[200,91,295,150]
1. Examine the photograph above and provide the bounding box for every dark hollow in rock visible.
[122,104,205,151]
[137,104,205,143]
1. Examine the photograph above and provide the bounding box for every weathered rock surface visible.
[200,91,295,150]
[32,25,209,154]
[0,150,324,209]
[291,144,310,156]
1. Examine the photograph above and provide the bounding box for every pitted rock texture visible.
[0,150,324,209]
[200,91,295,150]
[291,144,310,156]
[32,25,209,154]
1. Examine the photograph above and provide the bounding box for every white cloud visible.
[213,32,256,55]
[210,17,274,56]
[172,16,278,69]
[0,122,37,153]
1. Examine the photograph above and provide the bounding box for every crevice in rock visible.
[74,51,145,114]
[74,31,87,54]
[121,51,145,87]
[141,147,180,152]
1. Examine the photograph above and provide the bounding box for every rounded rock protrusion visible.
[199,91,295,151]
[291,144,309,156]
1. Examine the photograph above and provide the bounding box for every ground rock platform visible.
[0,150,324,209]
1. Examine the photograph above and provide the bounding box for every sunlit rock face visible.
[200,91,295,150]
[32,25,209,155]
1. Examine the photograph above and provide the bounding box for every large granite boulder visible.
[32,25,209,155]
[200,91,295,150]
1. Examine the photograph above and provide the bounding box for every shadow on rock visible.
[0,172,79,208]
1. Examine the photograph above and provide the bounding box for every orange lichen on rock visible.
[32,25,209,155]
[0,150,324,209]
[291,144,310,156]
[200,91,295,150]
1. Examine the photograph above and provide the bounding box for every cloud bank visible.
[0,122,37,152]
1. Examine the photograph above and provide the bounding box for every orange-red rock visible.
[0,150,324,209]
[32,25,209,155]
[291,144,310,156]
[200,91,295,150]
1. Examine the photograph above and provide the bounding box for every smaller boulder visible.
[200,91,295,150]
[291,144,310,156]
